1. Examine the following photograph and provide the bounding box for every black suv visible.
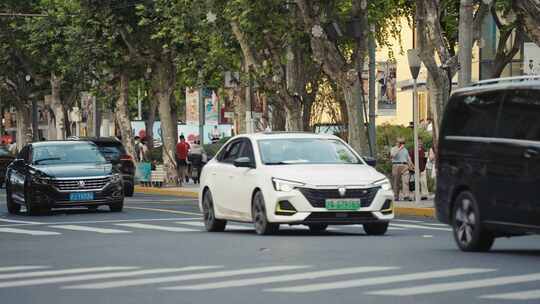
[5,141,124,215]
[76,137,135,196]
[436,76,540,252]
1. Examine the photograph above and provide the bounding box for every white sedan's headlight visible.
[373,178,392,191]
[272,178,305,192]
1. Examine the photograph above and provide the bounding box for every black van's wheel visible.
[452,191,494,252]
[363,222,389,235]
[252,191,279,235]
[6,182,21,214]
[202,190,226,232]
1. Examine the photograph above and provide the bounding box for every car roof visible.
[238,132,340,141]
[31,140,96,147]
[451,76,540,97]
[72,137,122,143]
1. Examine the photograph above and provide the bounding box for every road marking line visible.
[0,218,42,224]
[115,223,198,232]
[368,272,540,296]
[481,289,540,300]
[0,218,202,228]
[0,267,214,289]
[67,265,310,289]
[390,223,451,231]
[0,266,50,273]
[0,267,208,289]
[394,219,448,227]
[49,225,131,234]
[267,268,494,293]
[166,266,397,290]
[0,266,137,281]
[124,206,201,216]
[176,221,252,231]
[0,227,61,236]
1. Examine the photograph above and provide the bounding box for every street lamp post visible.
[407,50,421,205]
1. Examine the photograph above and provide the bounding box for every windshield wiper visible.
[34,157,61,164]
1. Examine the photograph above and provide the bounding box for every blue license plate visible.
[69,192,95,201]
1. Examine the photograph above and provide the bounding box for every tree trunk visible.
[115,71,136,158]
[145,92,157,152]
[51,72,65,140]
[302,96,314,131]
[458,0,474,87]
[514,0,540,47]
[15,104,32,150]
[341,80,369,155]
[271,101,286,131]
[234,86,246,134]
[153,60,178,181]
[284,95,303,131]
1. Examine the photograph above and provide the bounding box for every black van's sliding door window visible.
[497,90,540,141]
[446,93,501,138]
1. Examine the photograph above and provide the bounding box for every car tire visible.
[363,222,389,236]
[308,224,328,232]
[109,200,124,212]
[124,184,134,197]
[6,182,21,214]
[252,191,279,235]
[452,191,494,252]
[202,190,226,232]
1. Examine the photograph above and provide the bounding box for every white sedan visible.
[199,132,394,235]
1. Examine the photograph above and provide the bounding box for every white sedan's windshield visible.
[258,138,361,165]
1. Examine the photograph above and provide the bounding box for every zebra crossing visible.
[0,264,538,300]
[0,219,450,237]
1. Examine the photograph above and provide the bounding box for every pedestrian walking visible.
[390,137,411,201]
[188,140,207,184]
[409,138,429,200]
[139,138,150,162]
[134,136,143,162]
[175,135,190,186]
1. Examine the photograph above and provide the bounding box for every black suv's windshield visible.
[95,144,125,161]
[32,143,106,165]
[258,138,361,165]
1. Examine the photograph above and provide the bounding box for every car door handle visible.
[523,148,540,159]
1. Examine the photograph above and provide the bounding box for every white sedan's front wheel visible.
[252,191,279,235]
[203,190,226,232]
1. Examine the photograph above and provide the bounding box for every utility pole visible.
[458,0,473,87]
[368,25,377,157]
[407,49,422,205]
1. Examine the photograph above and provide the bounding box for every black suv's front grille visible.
[298,187,380,208]
[53,177,111,191]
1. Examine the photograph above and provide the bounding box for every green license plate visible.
[325,199,361,210]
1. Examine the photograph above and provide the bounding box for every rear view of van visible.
[436,77,540,252]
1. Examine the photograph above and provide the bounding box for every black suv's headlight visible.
[111,173,122,183]
[32,176,51,185]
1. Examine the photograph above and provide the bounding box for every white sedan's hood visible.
[266,164,386,187]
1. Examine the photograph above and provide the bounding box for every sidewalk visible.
[135,185,436,218]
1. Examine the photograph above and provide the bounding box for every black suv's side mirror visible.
[363,156,377,167]
[233,157,255,168]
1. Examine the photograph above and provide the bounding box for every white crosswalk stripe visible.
[115,223,197,232]
[0,227,61,236]
[165,266,397,290]
[266,268,494,293]
[0,218,42,224]
[0,266,136,281]
[49,225,131,234]
[390,223,451,231]
[481,289,540,300]
[66,265,310,289]
[176,221,252,230]
[367,272,540,296]
[0,266,50,273]
[0,267,216,289]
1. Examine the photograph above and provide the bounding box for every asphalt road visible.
[1,190,540,304]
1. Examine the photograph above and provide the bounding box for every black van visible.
[436,77,540,252]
